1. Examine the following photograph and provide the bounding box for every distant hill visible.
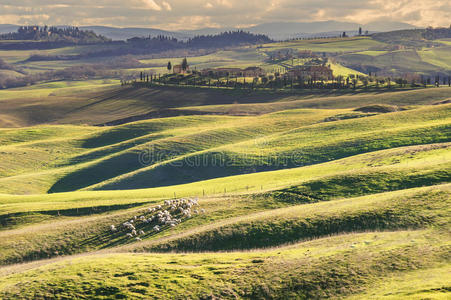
[180,21,416,40]
[80,26,190,41]
[0,24,18,34]
[364,20,417,32]
[1,20,417,41]
[246,21,359,39]
[179,22,360,40]
[372,27,451,47]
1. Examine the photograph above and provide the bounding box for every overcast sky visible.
[0,0,450,30]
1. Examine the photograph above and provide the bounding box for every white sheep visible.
[110,225,117,232]
[126,233,133,238]
[123,222,135,230]
[153,225,160,232]
[135,237,142,241]
[200,209,206,214]
[131,229,137,236]
[138,230,145,235]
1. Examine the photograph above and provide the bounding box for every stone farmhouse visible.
[173,64,189,74]
[286,65,334,80]
[201,66,265,77]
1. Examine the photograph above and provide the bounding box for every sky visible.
[0,0,450,30]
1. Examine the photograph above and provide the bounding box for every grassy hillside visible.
[0,74,449,298]
[0,88,449,194]
[0,228,449,299]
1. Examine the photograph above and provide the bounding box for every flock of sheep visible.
[110,198,205,241]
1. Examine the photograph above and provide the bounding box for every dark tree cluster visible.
[0,26,110,44]
[186,30,272,48]
[127,31,272,51]
[126,35,183,51]
[422,26,451,40]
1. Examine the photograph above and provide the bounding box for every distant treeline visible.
[127,31,272,49]
[423,26,451,40]
[0,26,110,44]
[0,28,271,54]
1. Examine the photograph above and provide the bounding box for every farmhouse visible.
[243,67,266,77]
[201,68,242,77]
[201,66,265,77]
[173,64,189,74]
[297,50,316,58]
[286,65,333,80]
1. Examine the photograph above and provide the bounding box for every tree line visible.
[126,68,451,91]
[0,26,110,44]
[126,31,272,50]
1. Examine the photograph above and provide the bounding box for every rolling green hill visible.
[0,58,450,298]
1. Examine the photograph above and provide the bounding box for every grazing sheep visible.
[123,222,135,230]
[170,223,176,227]
[201,209,206,214]
[153,225,160,232]
[126,233,133,238]
[138,230,145,235]
[135,237,142,241]
[131,229,137,236]
[110,225,117,232]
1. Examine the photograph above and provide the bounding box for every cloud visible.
[161,1,172,11]
[141,0,161,10]
[0,0,449,29]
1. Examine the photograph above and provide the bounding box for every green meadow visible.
[0,34,450,299]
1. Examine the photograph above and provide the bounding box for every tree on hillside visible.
[342,32,347,38]
[167,61,172,72]
[181,57,188,71]
[359,27,363,35]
